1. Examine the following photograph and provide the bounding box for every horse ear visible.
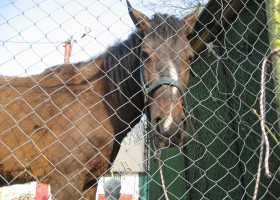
[182,5,200,34]
[126,0,150,33]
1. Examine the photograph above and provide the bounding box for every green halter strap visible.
[139,65,189,118]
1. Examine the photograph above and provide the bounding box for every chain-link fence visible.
[0,0,280,199]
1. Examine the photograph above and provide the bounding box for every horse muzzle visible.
[141,76,189,149]
[151,112,187,149]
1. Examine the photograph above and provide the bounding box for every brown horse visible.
[0,1,197,199]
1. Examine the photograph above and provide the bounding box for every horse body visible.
[0,1,197,199]
[0,61,121,199]
[0,50,143,198]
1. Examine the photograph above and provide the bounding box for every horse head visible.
[127,0,198,149]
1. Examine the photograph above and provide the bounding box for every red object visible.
[36,183,50,200]
[99,194,133,200]
[64,40,72,64]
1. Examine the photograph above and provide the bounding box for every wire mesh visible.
[0,0,279,200]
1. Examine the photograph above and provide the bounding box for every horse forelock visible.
[149,13,184,40]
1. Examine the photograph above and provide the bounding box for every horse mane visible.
[102,32,143,108]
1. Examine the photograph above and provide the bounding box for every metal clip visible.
[72,25,91,44]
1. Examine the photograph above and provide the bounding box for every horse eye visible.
[140,51,149,60]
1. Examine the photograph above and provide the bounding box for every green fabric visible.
[148,1,280,199]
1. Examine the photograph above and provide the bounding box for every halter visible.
[139,64,189,123]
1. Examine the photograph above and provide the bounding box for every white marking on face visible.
[172,87,178,95]
[162,60,179,132]
[163,112,174,132]
[168,60,179,81]
[168,60,180,95]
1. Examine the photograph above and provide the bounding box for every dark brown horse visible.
[0,1,197,199]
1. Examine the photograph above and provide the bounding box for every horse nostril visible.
[155,117,161,124]
[155,117,162,134]
[182,118,187,130]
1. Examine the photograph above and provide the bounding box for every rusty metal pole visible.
[63,26,91,64]
[64,39,72,64]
